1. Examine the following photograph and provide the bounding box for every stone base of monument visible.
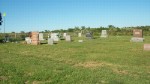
[144,44,150,51]
[31,40,39,45]
[130,37,144,42]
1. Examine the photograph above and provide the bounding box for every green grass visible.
[0,36,150,84]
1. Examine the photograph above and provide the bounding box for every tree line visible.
[44,25,150,36]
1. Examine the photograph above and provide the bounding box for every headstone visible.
[78,33,82,37]
[51,33,59,41]
[130,29,144,42]
[31,32,39,45]
[65,35,71,41]
[25,37,31,44]
[39,33,44,41]
[144,44,150,51]
[5,36,10,42]
[133,29,143,38]
[86,32,93,39]
[63,33,67,38]
[48,38,53,45]
[101,30,108,38]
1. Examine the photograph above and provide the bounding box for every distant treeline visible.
[44,25,150,36]
[0,25,150,42]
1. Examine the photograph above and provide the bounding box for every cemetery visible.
[0,0,150,83]
[0,27,150,84]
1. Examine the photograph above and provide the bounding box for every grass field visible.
[0,36,150,84]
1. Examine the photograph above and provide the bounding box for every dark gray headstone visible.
[86,32,93,39]
[5,36,10,42]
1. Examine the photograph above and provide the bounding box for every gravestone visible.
[86,32,93,39]
[39,33,44,41]
[133,29,143,37]
[31,32,39,45]
[5,36,10,42]
[130,29,144,42]
[78,33,82,37]
[48,38,53,45]
[63,33,67,38]
[101,30,108,38]
[51,33,59,41]
[25,37,31,44]
[65,35,71,41]
[144,44,150,51]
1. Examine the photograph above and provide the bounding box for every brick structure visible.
[31,32,39,45]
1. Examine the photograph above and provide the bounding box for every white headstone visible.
[86,32,93,39]
[48,38,53,45]
[39,33,44,40]
[78,33,82,37]
[101,30,108,38]
[65,35,71,41]
[63,33,67,38]
[25,37,31,44]
[51,33,59,41]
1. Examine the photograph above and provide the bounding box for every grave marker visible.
[130,29,144,42]
[65,35,71,41]
[25,37,31,44]
[101,30,108,38]
[31,32,39,45]
[51,33,59,41]
[133,29,143,38]
[78,33,82,37]
[63,33,67,38]
[48,38,53,45]
[86,32,93,39]
[144,44,150,51]
[39,33,44,41]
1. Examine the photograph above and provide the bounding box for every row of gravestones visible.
[25,32,72,45]
[48,33,71,45]
[25,30,150,50]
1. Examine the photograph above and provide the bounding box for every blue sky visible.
[0,0,150,32]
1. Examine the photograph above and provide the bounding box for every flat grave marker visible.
[144,44,150,51]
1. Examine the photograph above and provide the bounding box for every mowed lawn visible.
[0,36,150,84]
